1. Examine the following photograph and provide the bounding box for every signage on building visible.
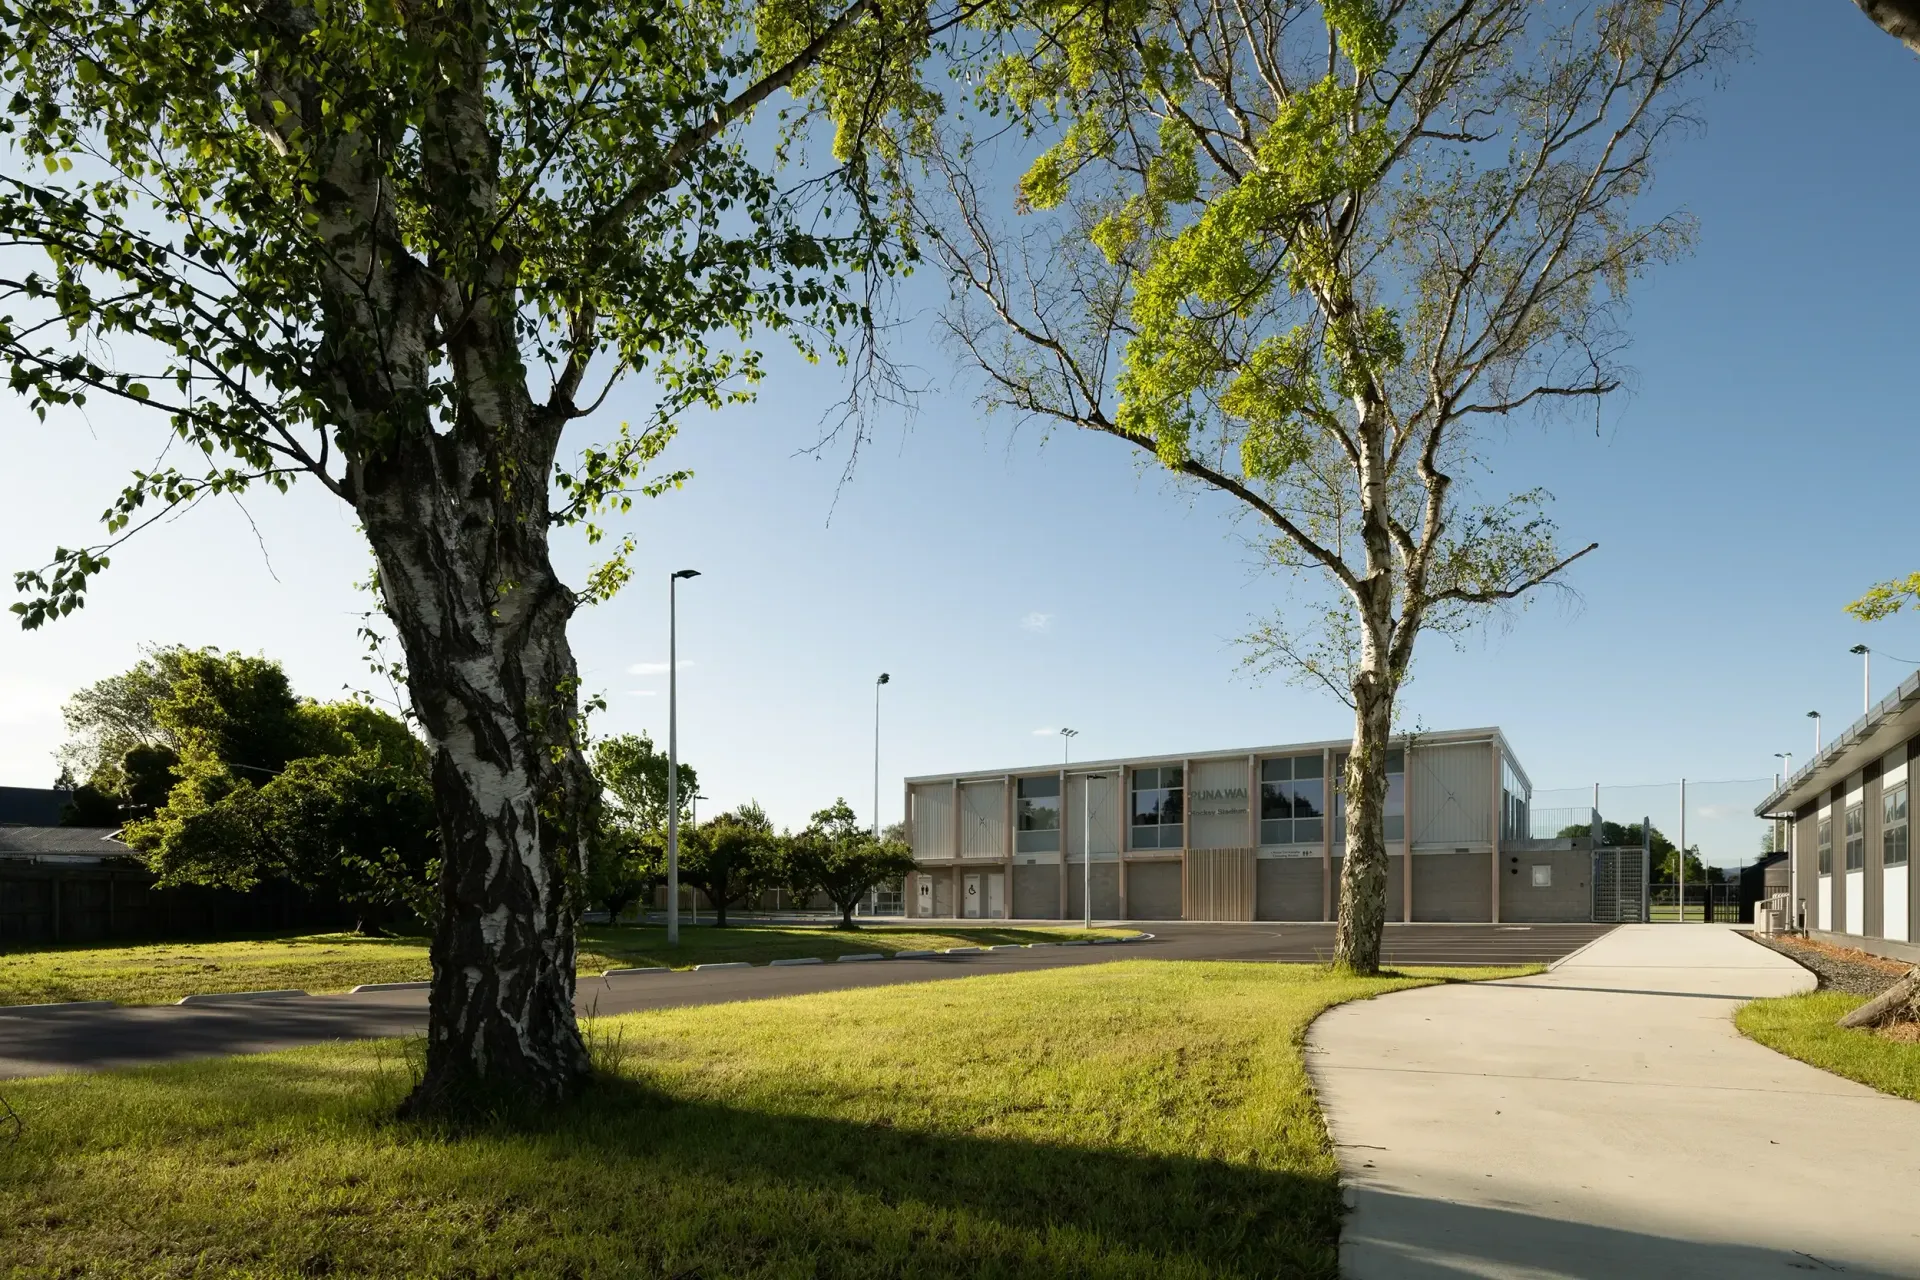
[1192,786,1248,817]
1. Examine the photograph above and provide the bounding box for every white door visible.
[963,874,982,918]
[916,877,934,917]
[987,873,1005,919]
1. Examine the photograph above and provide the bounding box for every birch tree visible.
[915,0,1739,970]
[0,0,935,1111]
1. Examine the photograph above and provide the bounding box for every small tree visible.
[680,803,780,927]
[913,0,1737,971]
[786,798,916,928]
[584,826,663,925]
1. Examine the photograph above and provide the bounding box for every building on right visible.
[1756,669,1919,961]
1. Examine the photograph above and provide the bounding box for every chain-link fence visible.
[1531,777,1777,922]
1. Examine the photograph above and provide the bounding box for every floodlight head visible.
[877,672,890,685]
[1851,644,1869,655]
[1806,710,1820,719]
[672,568,701,580]
[1060,727,1078,738]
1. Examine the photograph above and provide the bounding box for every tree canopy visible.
[784,797,914,928]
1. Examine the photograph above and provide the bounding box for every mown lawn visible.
[0,923,1139,1006]
[0,960,1525,1278]
[1736,990,1920,1102]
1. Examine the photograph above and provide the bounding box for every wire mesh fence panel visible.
[1535,778,1774,922]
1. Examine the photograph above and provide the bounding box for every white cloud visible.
[1694,803,1737,821]
[627,660,695,675]
[1019,612,1053,632]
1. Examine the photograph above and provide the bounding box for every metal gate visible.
[1649,883,1741,923]
[1593,846,1648,923]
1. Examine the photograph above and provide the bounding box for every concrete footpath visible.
[1309,924,1920,1278]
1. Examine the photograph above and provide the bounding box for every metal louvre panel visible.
[1065,773,1121,856]
[1411,743,1494,846]
[911,784,953,859]
[959,781,1006,858]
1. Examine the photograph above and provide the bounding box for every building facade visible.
[903,726,1591,922]
[1757,671,1920,959]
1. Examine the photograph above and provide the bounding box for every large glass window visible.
[1333,749,1405,844]
[1016,776,1060,853]
[1130,766,1184,850]
[1260,755,1325,846]
[1883,783,1909,868]
[1501,757,1530,842]
[1818,815,1832,875]
[1845,802,1865,871]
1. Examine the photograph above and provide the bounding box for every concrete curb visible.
[836,953,885,962]
[348,981,431,993]
[1025,942,1055,948]
[0,999,117,1017]
[692,962,751,971]
[943,946,985,954]
[769,957,824,967]
[602,967,669,977]
[987,944,1025,951]
[176,989,308,1005]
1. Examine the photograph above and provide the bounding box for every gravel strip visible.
[1743,932,1910,998]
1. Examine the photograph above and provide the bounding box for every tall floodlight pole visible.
[1851,645,1871,715]
[1083,772,1105,929]
[667,568,701,945]
[1677,776,1687,923]
[873,673,890,838]
[1060,727,1078,765]
[1807,710,1822,757]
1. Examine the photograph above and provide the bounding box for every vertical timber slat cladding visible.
[959,780,1007,859]
[1411,742,1494,847]
[1127,861,1183,920]
[1413,852,1494,921]
[1185,848,1255,921]
[1013,864,1060,920]
[910,783,954,859]
[1066,863,1121,920]
[1190,758,1253,850]
[1500,850,1592,922]
[1256,856,1323,920]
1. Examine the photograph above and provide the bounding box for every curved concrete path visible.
[1309,924,1920,1278]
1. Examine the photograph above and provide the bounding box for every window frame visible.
[1818,814,1832,875]
[1015,775,1061,854]
[1332,749,1405,845]
[1883,782,1909,868]
[1129,765,1184,851]
[1259,754,1325,847]
[1845,801,1865,872]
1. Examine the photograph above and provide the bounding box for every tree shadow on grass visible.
[383,1069,1344,1279]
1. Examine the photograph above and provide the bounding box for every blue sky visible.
[2,1,1916,870]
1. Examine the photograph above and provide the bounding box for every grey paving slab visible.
[1309,924,1920,1278]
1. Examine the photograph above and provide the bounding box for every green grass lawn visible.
[0,923,1139,1006]
[0,960,1525,1278]
[1736,991,1920,1102]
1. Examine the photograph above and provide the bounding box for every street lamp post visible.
[1059,727,1078,765]
[874,673,890,839]
[1807,710,1822,757]
[1083,772,1105,929]
[1851,645,1871,715]
[667,568,700,946]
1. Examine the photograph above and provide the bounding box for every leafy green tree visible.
[784,798,915,928]
[1557,819,1705,884]
[913,0,1736,972]
[0,0,939,1108]
[680,803,780,927]
[584,826,664,925]
[129,740,438,935]
[592,734,697,838]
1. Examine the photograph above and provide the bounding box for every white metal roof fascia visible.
[1755,669,1920,818]
[904,725,1508,786]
